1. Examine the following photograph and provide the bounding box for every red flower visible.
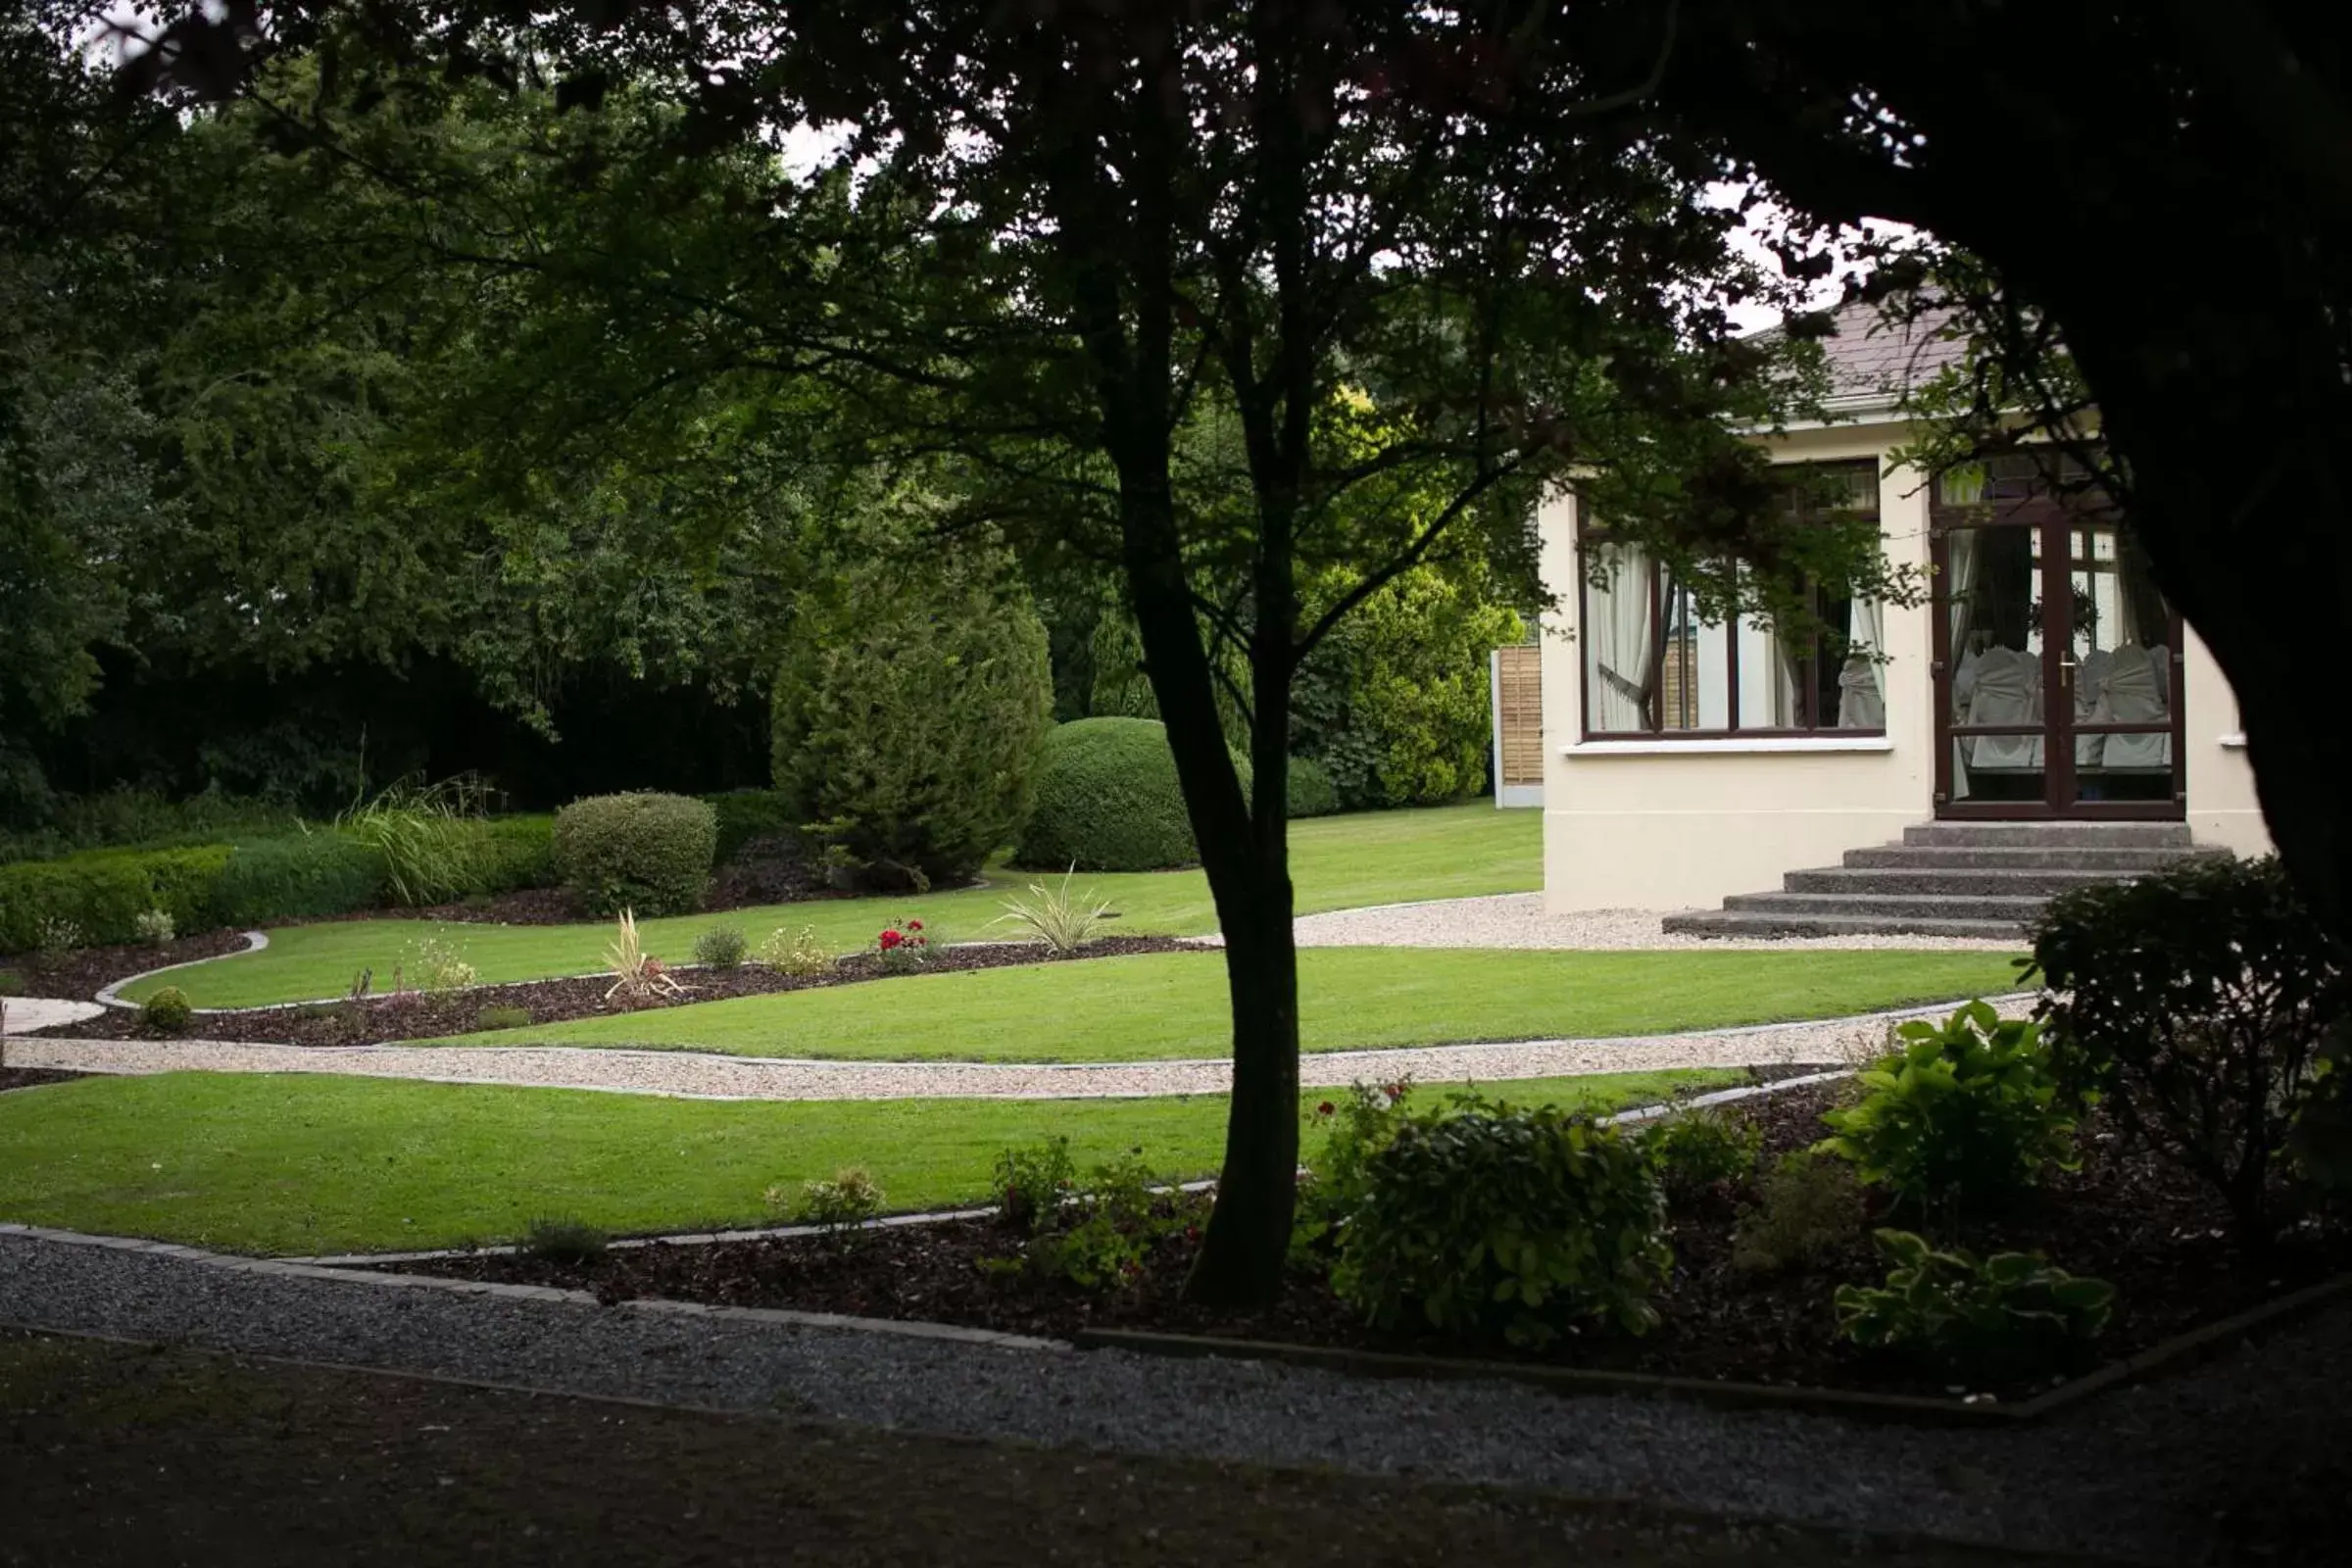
[878,928,904,951]
[1315,1101,1336,1117]
[1381,1082,1406,1103]
[644,957,665,976]
[907,919,923,932]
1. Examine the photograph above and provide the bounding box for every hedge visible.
[213,833,388,926]
[1287,756,1340,819]
[704,789,798,865]
[0,844,234,954]
[466,813,558,895]
[553,792,717,916]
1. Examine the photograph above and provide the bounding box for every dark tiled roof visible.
[1780,298,1968,402]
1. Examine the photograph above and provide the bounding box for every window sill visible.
[1564,735,1895,757]
[2219,732,2248,750]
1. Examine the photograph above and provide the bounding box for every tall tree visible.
[110,3,1881,1301]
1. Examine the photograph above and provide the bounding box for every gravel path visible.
[1,1225,2337,1563]
[0,997,103,1032]
[7,998,2025,1101]
[1293,894,2025,951]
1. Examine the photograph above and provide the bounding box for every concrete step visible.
[1722,890,2050,924]
[1783,865,2132,898]
[1901,821,2193,850]
[1843,844,2212,872]
[1661,909,2029,941]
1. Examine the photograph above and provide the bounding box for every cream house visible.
[1538,308,2269,936]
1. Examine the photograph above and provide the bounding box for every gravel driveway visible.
[1,1226,2337,1563]
[7,998,2025,1101]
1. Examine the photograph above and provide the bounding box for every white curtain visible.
[1838,598,1886,729]
[1585,545,1655,732]
[1944,529,1984,796]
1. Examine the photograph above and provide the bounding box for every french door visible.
[1932,506,2185,818]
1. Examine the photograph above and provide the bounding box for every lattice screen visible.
[1493,644,1544,788]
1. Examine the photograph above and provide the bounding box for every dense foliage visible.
[1014,719,1213,873]
[551,793,717,917]
[772,549,1053,891]
[1834,1229,2114,1382]
[2029,857,2346,1242]
[211,832,388,927]
[0,844,230,954]
[1818,1003,2078,1219]
[1333,1097,1671,1346]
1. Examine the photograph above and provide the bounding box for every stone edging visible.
[94,931,270,1011]
[1074,1272,2352,1429]
[0,1221,1067,1354]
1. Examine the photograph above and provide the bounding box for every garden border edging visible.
[1071,1271,2352,1428]
[94,930,269,1010]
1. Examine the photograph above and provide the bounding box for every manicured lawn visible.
[428,947,2028,1060]
[0,1067,1735,1255]
[124,804,1537,1008]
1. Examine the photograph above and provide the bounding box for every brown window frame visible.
[1576,463,1886,742]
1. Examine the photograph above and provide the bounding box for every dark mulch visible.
[0,926,250,1004]
[0,1066,89,1093]
[390,1082,2352,1404]
[44,935,1200,1048]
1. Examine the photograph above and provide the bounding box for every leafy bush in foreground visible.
[1334,1097,1670,1346]
[2029,856,2345,1243]
[1835,1228,2114,1381]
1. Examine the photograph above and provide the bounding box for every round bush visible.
[551,793,717,917]
[772,551,1053,890]
[1013,718,1208,872]
[139,985,194,1037]
[1286,755,1340,819]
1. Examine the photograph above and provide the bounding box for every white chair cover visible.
[1837,654,1886,729]
[1964,646,2043,770]
[2095,644,2172,770]
[2074,648,2112,767]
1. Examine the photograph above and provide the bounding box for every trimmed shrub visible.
[1014,718,1206,872]
[1818,1002,2078,1219]
[704,789,799,864]
[2029,855,2346,1243]
[1286,755,1340,819]
[693,926,749,970]
[139,986,195,1037]
[1333,1097,1671,1346]
[520,1217,608,1264]
[0,844,231,954]
[466,814,558,895]
[772,551,1053,890]
[213,832,387,926]
[552,793,717,917]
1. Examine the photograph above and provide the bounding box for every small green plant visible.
[339,775,493,907]
[1294,1079,1416,1261]
[1333,1097,1671,1346]
[993,1136,1079,1234]
[757,924,835,978]
[1642,1104,1762,1200]
[474,1004,533,1031]
[34,914,84,964]
[874,918,931,973]
[519,1216,609,1265]
[1731,1152,1870,1274]
[0,969,24,997]
[604,908,687,1005]
[1834,1228,2115,1381]
[778,1166,886,1244]
[401,933,478,994]
[1016,1149,1184,1292]
[138,985,195,1037]
[993,865,1113,956]
[1818,1002,2078,1220]
[692,925,749,970]
[132,907,175,948]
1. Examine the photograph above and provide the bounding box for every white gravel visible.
[1,1226,2341,1562]
[1292,894,2024,951]
[9,998,2028,1101]
[0,997,104,1032]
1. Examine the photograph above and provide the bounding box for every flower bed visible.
[37,935,1199,1048]
[370,1078,2352,1404]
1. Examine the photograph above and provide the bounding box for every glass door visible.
[1934,505,2183,818]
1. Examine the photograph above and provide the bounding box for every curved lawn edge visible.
[94,930,270,1010]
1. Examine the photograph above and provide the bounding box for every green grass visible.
[427,947,2027,1060]
[126,804,1537,1008]
[0,1067,1736,1255]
